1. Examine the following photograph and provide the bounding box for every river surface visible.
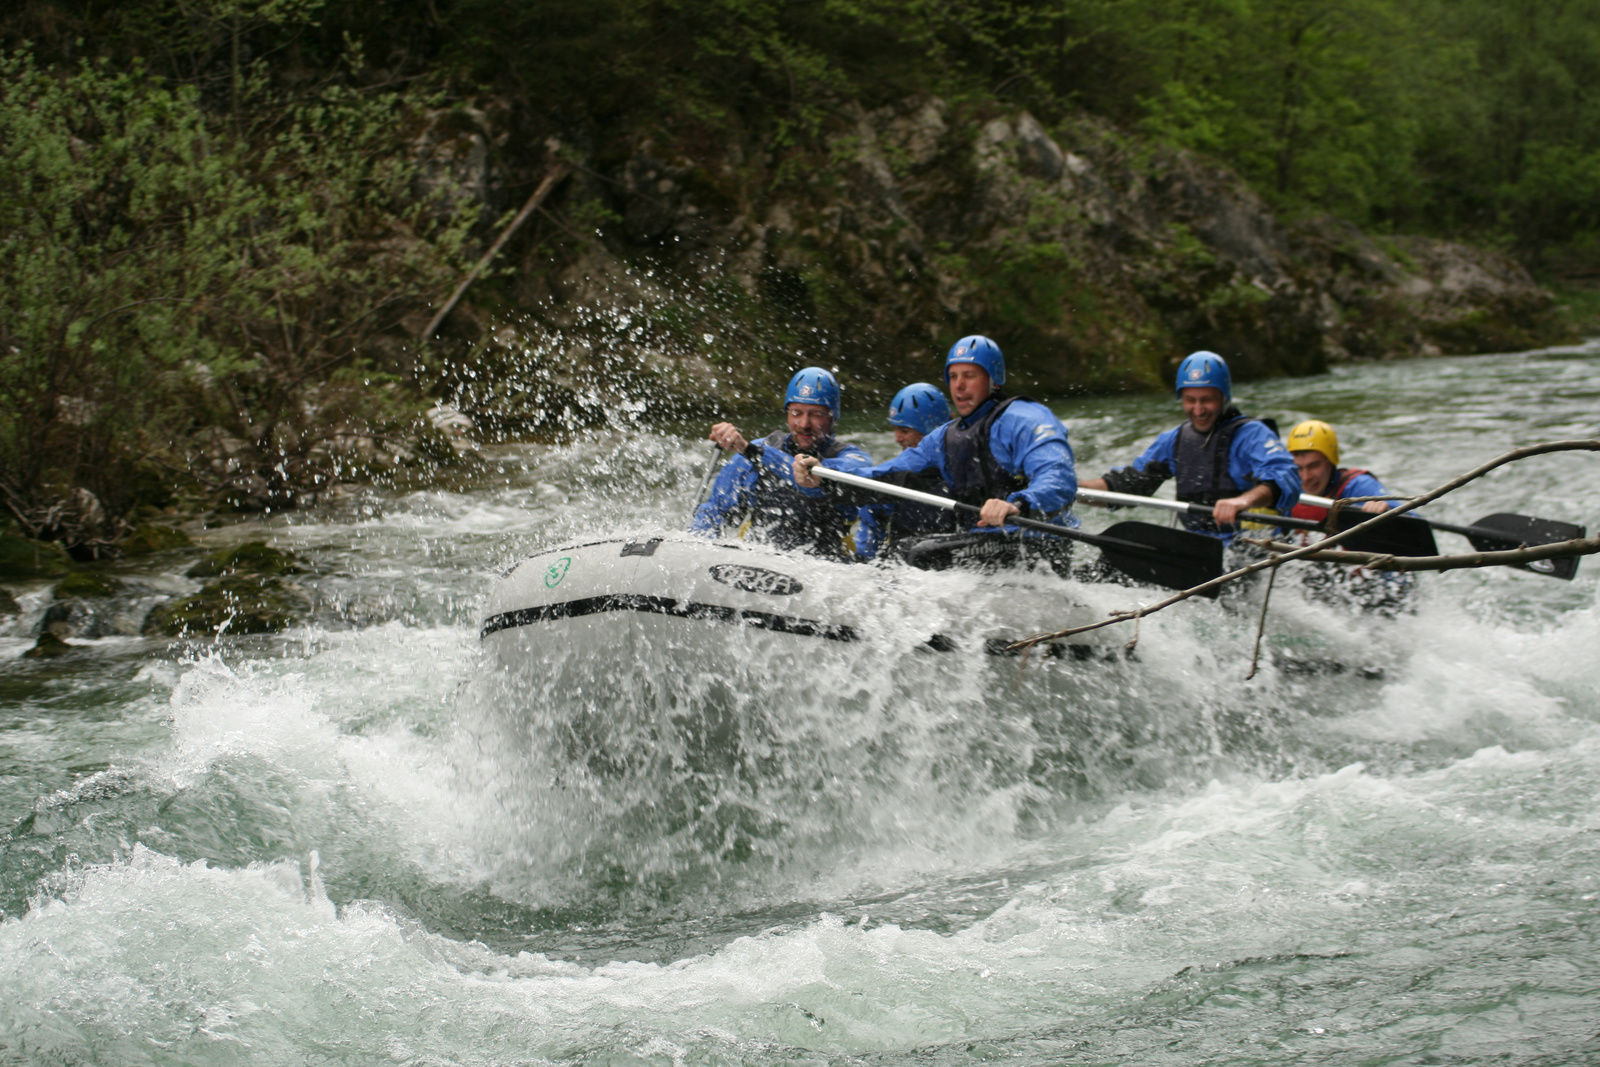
[2,344,1598,1065]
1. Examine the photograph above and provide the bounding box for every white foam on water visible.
[1333,590,1600,752]
[9,722,1599,1065]
[7,346,1600,1064]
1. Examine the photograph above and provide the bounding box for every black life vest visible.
[1173,407,1260,531]
[942,395,1032,509]
[1290,468,1369,522]
[878,469,957,552]
[743,431,854,557]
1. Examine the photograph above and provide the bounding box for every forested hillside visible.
[3,0,1597,555]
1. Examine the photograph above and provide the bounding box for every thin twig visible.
[535,204,593,245]
[1007,438,1600,651]
[1245,560,1279,680]
[1241,535,1600,572]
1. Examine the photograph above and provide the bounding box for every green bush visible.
[0,43,478,548]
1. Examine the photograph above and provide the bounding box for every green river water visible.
[2,343,1598,1065]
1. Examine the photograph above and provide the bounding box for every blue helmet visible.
[944,334,1005,387]
[888,382,951,436]
[1174,350,1231,402]
[784,367,840,420]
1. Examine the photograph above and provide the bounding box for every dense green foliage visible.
[10,0,1598,260]
[0,19,477,547]
[349,0,1600,263]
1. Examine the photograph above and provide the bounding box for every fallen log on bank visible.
[421,157,570,341]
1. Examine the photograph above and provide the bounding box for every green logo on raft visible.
[544,557,572,588]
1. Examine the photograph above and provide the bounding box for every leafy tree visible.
[1410,0,1600,260]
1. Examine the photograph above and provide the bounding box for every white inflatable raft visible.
[466,535,1396,880]
[467,535,1144,885]
[479,534,1114,666]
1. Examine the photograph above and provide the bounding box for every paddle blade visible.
[1100,521,1225,596]
[1329,511,1439,557]
[1466,513,1587,580]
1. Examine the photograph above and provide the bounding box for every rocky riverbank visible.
[1,538,315,655]
[423,96,1570,424]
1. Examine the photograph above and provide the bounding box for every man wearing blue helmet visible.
[691,367,872,558]
[1079,351,1300,541]
[853,383,954,561]
[797,336,1078,567]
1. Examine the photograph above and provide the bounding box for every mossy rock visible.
[185,541,304,579]
[142,575,311,637]
[22,632,72,659]
[52,572,122,599]
[0,529,73,579]
[0,587,20,616]
[122,524,192,556]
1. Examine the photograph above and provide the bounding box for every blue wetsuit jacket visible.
[1101,411,1300,543]
[831,395,1078,534]
[691,432,873,556]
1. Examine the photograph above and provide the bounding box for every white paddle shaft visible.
[809,465,960,510]
[1074,487,1191,514]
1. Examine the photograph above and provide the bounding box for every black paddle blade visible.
[1329,510,1439,557]
[1466,513,1587,580]
[1100,521,1225,596]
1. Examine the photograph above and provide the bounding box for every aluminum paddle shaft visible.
[807,466,1225,594]
[1075,486,1326,532]
[811,466,1145,551]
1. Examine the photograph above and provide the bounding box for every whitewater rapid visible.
[2,343,1598,1065]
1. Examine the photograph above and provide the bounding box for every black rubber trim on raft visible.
[480,594,861,643]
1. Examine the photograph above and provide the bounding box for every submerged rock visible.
[121,524,192,556]
[22,631,72,659]
[52,572,122,599]
[42,574,172,639]
[185,541,304,579]
[142,575,311,636]
[42,599,96,640]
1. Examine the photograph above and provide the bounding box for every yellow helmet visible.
[1286,420,1339,465]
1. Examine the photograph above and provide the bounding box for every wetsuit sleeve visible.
[690,454,757,534]
[1101,430,1177,497]
[1338,472,1396,508]
[1011,438,1076,515]
[1228,422,1300,511]
[754,444,832,499]
[987,404,1077,516]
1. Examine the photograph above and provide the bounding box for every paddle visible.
[1300,492,1586,580]
[686,444,725,524]
[808,465,1225,594]
[1076,487,1439,558]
